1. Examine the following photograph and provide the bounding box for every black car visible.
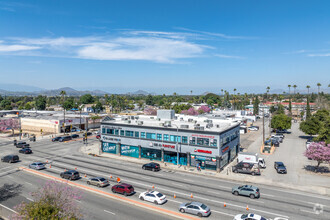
[86,132,92,136]
[16,143,30,148]
[71,134,79,138]
[14,141,26,146]
[52,137,62,142]
[1,154,19,163]
[274,162,287,174]
[142,162,160,171]
[59,136,72,142]
[19,148,33,154]
[60,170,80,180]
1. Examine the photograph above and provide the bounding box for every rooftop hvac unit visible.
[135,116,139,120]
[150,117,154,119]
[194,126,204,131]
[128,120,131,123]
[159,123,165,126]
[180,124,189,129]
[180,117,184,121]
[188,118,193,122]
[174,116,178,120]
[130,116,135,119]
[196,124,200,126]
[194,120,198,124]
[157,118,161,121]
[138,121,144,125]
[165,121,171,125]
[216,124,220,128]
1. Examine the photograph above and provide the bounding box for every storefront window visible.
[102,142,117,154]
[120,130,124,136]
[182,136,188,144]
[197,138,209,146]
[146,133,156,139]
[190,137,196,145]
[211,139,217,147]
[135,131,139,138]
[141,132,146,138]
[163,134,169,141]
[157,134,162,140]
[190,155,216,170]
[141,148,161,161]
[164,151,187,165]
[115,129,119,135]
[106,128,114,134]
[121,145,139,158]
[125,131,134,137]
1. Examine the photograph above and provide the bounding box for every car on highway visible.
[60,170,80,180]
[274,162,287,174]
[52,137,62,142]
[59,136,72,142]
[14,141,26,146]
[232,162,260,176]
[232,185,260,199]
[1,154,19,163]
[16,143,30,148]
[71,134,79,139]
[179,201,211,217]
[87,177,109,187]
[19,148,33,154]
[142,162,160,171]
[248,126,259,131]
[234,213,267,220]
[111,183,134,196]
[29,162,46,170]
[139,191,167,205]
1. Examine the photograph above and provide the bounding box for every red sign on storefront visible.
[162,144,175,149]
[194,149,212,154]
[222,146,229,153]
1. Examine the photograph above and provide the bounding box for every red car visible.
[111,183,134,196]
[96,134,101,139]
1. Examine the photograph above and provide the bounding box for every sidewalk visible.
[80,139,330,196]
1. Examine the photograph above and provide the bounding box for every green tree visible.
[288,84,291,94]
[306,96,311,119]
[35,95,47,110]
[145,94,154,106]
[92,101,103,113]
[271,114,292,130]
[300,117,321,136]
[289,98,292,114]
[80,94,94,104]
[0,99,12,110]
[253,96,260,115]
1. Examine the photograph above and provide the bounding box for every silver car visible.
[87,177,109,187]
[179,201,211,217]
[29,162,46,170]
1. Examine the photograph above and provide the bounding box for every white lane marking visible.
[104,210,116,215]
[0,168,19,176]
[207,190,224,195]
[26,197,34,202]
[262,193,275,197]
[0,166,12,171]
[167,199,182,204]
[300,209,316,214]
[0,203,18,214]
[25,181,33,185]
[212,210,235,217]
[171,183,183,187]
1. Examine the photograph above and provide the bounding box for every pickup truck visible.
[232,162,261,176]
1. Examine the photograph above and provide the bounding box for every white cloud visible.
[215,54,244,59]
[308,53,330,57]
[0,44,40,52]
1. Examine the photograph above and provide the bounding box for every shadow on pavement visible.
[304,165,330,173]
[0,183,23,203]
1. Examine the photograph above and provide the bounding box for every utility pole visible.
[262,106,265,145]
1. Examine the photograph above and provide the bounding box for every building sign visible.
[192,134,215,139]
[162,144,175,149]
[102,136,121,142]
[190,154,217,167]
[194,149,212,154]
[121,145,139,158]
[102,142,117,154]
[221,146,229,153]
[103,126,122,130]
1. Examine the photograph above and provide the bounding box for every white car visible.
[248,126,259,131]
[139,191,167,205]
[234,213,267,220]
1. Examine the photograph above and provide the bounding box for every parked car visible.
[52,137,62,142]
[96,134,101,139]
[179,201,211,217]
[16,143,30,148]
[87,177,109,187]
[271,135,283,143]
[60,170,80,180]
[276,129,290,134]
[71,134,79,139]
[274,162,287,174]
[139,191,167,205]
[19,148,33,154]
[142,162,160,171]
[234,213,267,220]
[232,162,260,176]
[248,126,259,131]
[232,185,260,199]
[59,136,72,142]
[1,154,19,163]
[29,162,46,170]
[111,183,134,196]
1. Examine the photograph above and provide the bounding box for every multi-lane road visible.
[0,136,329,220]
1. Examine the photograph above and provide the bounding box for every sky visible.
[0,0,329,94]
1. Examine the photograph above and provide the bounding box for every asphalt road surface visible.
[0,136,329,220]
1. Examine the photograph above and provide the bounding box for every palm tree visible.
[221,89,223,96]
[190,90,193,96]
[233,89,237,110]
[293,85,297,94]
[317,83,321,94]
[306,85,310,94]
[288,85,291,94]
[266,86,270,100]
[60,90,66,133]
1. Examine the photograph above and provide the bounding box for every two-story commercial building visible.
[100,110,240,171]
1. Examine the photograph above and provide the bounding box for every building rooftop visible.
[103,114,239,133]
